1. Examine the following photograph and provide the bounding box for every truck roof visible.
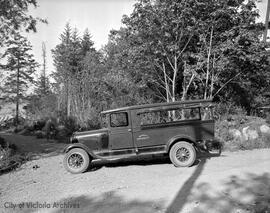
[101,99,213,114]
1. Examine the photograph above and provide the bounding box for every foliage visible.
[215,115,270,151]
[109,0,269,112]
[266,114,270,125]
[0,0,47,47]
[214,102,247,121]
[25,94,58,120]
[1,33,38,125]
[0,137,22,173]
[27,0,270,131]
[34,42,51,97]
[51,23,151,129]
[59,116,78,136]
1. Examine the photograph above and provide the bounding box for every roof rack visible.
[101,99,213,114]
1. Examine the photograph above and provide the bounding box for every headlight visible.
[70,134,74,143]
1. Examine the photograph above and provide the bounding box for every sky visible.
[28,0,135,74]
[27,0,268,75]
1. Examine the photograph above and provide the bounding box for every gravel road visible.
[0,134,269,213]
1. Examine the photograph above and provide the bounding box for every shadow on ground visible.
[87,150,223,172]
[5,165,269,213]
[52,192,165,213]
[188,172,270,213]
[12,191,165,213]
[88,155,171,172]
[166,158,207,213]
[165,156,270,213]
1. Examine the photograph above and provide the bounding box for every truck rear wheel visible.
[64,148,90,174]
[169,141,196,167]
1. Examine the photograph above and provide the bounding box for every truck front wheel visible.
[169,142,196,167]
[64,148,90,174]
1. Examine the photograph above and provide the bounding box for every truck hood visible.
[74,128,109,138]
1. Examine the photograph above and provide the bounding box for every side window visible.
[139,107,201,126]
[182,108,200,120]
[139,111,162,125]
[110,112,128,127]
[201,106,213,120]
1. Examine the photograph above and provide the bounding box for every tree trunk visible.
[263,0,270,44]
[42,42,47,95]
[204,26,213,100]
[15,58,20,126]
[66,79,71,117]
[162,62,170,103]
[209,54,215,99]
[172,55,178,103]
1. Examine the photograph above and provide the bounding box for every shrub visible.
[215,114,270,151]
[214,102,247,121]
[0,137,8,148]
[0,137,21,173]
[35,130,45,138]
[266,114,270,125]
[34,119,46,130]
[61,116,78,136]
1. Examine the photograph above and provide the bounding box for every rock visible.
[247,129,259,140]
[229,129,242,140]
[242,126,258,140]
[32,165,40,170]
[242,126,249,140]
[260,125,270,134]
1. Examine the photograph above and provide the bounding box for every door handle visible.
[128,129,132,132]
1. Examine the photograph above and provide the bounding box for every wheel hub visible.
[68,153,84,168]
[176,147,190,162]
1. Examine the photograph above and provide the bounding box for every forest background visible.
[0,0,269,133]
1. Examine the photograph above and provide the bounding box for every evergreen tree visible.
[2,33,38,125]
[35,42,50,96]
[0,0,47,47]
[81,29,95,56]
[52,23,85,116]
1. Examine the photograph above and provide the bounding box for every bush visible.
[216,115,270,151]
[0,137,21,173]
[34,119,46,130]
[14,125,24,133]
[0,137,8,148]
[266,114,270,125]
[60,116,78,136]
[35,130,45,138]
[214,102,247,121]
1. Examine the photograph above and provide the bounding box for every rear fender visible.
[166,135,198,152]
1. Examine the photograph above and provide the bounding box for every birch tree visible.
[122,0,200,102]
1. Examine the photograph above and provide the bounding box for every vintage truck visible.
[63,99,221,173]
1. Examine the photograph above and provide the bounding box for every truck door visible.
[109,111,134,150]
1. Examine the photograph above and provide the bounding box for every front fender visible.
[63,143,98,159]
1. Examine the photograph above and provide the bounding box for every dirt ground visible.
[0,133,270,213]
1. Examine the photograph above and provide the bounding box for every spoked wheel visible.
[64,148,90,174]
[169,141,196,167]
